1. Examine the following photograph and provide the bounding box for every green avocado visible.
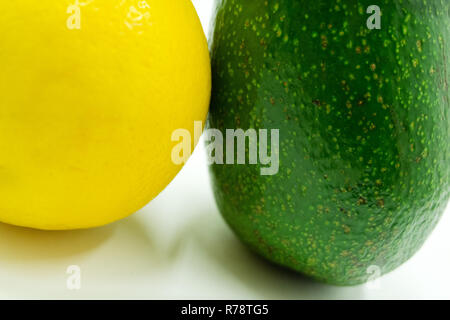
[208,0,450,285]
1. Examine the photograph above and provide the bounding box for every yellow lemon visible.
[0,0,210,230]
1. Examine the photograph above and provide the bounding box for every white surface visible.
[0,1,449,300]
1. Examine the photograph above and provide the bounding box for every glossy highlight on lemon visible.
[0,0,211,230]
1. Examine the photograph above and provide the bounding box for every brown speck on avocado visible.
[321,35,328,49]
[357,197,368,205]
[343,225,351,234]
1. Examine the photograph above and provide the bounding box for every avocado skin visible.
[208,0,450,285]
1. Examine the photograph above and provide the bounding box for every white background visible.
[0,0,448,300]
